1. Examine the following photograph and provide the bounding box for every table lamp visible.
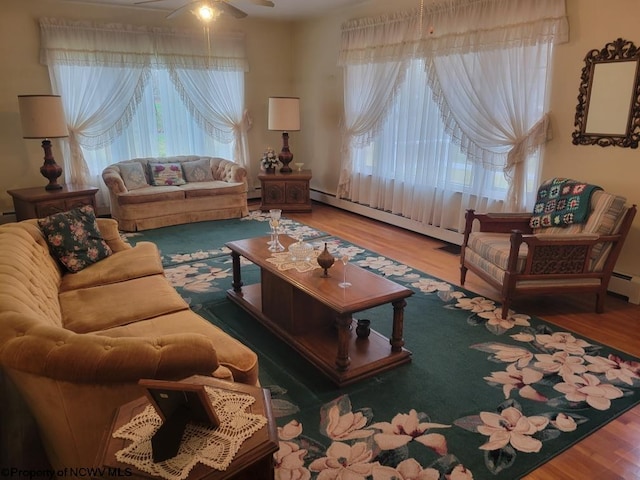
[268,97,300,173]
[18,94,69,191]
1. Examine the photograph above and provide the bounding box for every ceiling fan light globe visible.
[195,4,218,22]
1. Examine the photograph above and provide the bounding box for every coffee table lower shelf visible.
[227,284,411,386]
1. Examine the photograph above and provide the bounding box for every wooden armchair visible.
[460,189,636,319]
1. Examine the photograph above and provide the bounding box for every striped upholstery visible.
[464,248,509,284]
[466,233,528,272]
[466,190,627,276]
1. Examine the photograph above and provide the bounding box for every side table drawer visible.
[262,181,286,205]
[258,170,312,213]
[35,195,96,218]
[7,185,99,221]
[285,181,310,204]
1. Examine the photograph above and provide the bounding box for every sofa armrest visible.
[96,218,131,252]
[0,325,220,383]
[102,165,128,195]
[464,209,533,234]
[210,157,248,186]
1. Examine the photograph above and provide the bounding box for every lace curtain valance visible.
[39,17,248,71]
[338,0,569,65]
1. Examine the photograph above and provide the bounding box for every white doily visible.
[266,250,321,272]
[113,386,267,480]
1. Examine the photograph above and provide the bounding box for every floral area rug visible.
[123,213,640,480]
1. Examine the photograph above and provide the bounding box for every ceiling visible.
[63,0,369,20]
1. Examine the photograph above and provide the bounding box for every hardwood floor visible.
[287,201,640,480]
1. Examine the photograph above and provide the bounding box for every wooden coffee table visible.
[226,236,413,386]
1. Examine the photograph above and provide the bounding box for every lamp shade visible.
[268,97,300,132]
[18,95,69,139]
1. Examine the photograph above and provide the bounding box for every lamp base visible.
[40,139,63,190]
[44,182,63,191]
[278,132,294,173]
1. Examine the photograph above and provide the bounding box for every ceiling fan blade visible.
[217,1,248,18]
[166,1,201,19]
[250,0,275,6]
[134,0,165,4]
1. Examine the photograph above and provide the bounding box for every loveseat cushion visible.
[116,186,185,205]
[60,275,188,333]
[59,242,164,292]
[99,310,259,386]
[38,206,112,273]
[466,232,528,272]
[181,181,247,198]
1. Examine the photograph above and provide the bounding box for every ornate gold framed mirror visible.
[572,38,640,148]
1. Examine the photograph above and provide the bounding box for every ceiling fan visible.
[134,0,275,20]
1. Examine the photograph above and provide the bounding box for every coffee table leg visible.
[231,251,243,293]
[391,299,406,352]
[335,314,352,371]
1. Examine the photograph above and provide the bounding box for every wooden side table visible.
[97,376,278,480]
[7,184,99,221]
[259,170,312,213]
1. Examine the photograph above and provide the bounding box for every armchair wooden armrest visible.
[463,209,533,248]
[464,209,533,233]
[507,231,604,277]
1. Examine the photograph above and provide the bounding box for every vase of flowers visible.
[261,147,279,173]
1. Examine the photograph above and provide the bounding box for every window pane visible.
[82,68,233,176]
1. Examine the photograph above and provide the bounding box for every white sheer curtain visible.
[338,61,407,198]
[338,0,568,233]
[169,69,251,179]
[348,59,510,231]
[424,44,554,215]
[40,18,153,185]
[39,19,249,208]
[337,10,418,198]
[157,28,252,179]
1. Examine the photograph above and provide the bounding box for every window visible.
[338,0,566,235]
[81,67,233,175]
[351,57,541,207]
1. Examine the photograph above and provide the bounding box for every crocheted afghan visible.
[530,177,601,228]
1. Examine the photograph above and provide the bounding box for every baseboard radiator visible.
[609,272,640,304]
[1,212,17,225]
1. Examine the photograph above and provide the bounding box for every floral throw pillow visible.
[182,158,214,182]
[37,205,113,273]
[148,162,187,186]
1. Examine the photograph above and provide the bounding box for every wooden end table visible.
[259,170,311,212]
[7,184,99,221]
[97,376,278,480]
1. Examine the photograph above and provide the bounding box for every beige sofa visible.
[0,217,258,472]
[102,155,249,231]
